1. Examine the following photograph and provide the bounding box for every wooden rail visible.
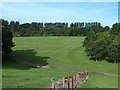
[51,71,89,90]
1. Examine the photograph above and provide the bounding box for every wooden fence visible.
[51,71,88,90]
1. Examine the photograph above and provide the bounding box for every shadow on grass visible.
[2,49,50,70]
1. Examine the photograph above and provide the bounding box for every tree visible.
[104,26,110,31]
[83,22,120,63]
[10,21,16,32]
[111,23,120,35]
[106,35,120,63]
[90,25,104,33]
[2,19,15,55]
[83,30,95,47]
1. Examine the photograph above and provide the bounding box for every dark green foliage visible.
[2,19,105,37]
[106,35,120,63]
[90,25,104,33]
[83,22,120,63]
[111,23,120,35]
[104,26,110,31]
[2,19,15,55]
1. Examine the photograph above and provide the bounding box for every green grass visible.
[80,74,118,88]
[2,36,118,88]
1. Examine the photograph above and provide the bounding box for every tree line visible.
[83,23,120,63]
[1,19,109,37]
[1,19,119,63]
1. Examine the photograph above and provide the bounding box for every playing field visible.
[2,37,118,88]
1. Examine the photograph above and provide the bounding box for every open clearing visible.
[2,37,118,88]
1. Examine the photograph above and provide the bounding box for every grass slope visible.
[2,37,118,88]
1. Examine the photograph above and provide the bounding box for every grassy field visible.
[2,37,118,88]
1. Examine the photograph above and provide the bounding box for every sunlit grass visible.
[2,36,118,88]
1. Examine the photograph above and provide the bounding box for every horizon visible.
[1,2,118,27]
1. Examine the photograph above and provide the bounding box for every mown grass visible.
[2,36,118,88]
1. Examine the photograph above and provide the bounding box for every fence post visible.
[63,77,65,89]
[71,76,74,90]
[68,77,70,90]
[51,81,55,90]
[86,72,89,80]
[51,78,56,90]
[74,75,76,87]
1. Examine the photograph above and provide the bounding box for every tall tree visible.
[2,19,15,55]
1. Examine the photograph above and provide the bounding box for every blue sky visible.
[1,2,118,27]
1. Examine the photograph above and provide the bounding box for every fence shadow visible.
[2,49,50,70]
